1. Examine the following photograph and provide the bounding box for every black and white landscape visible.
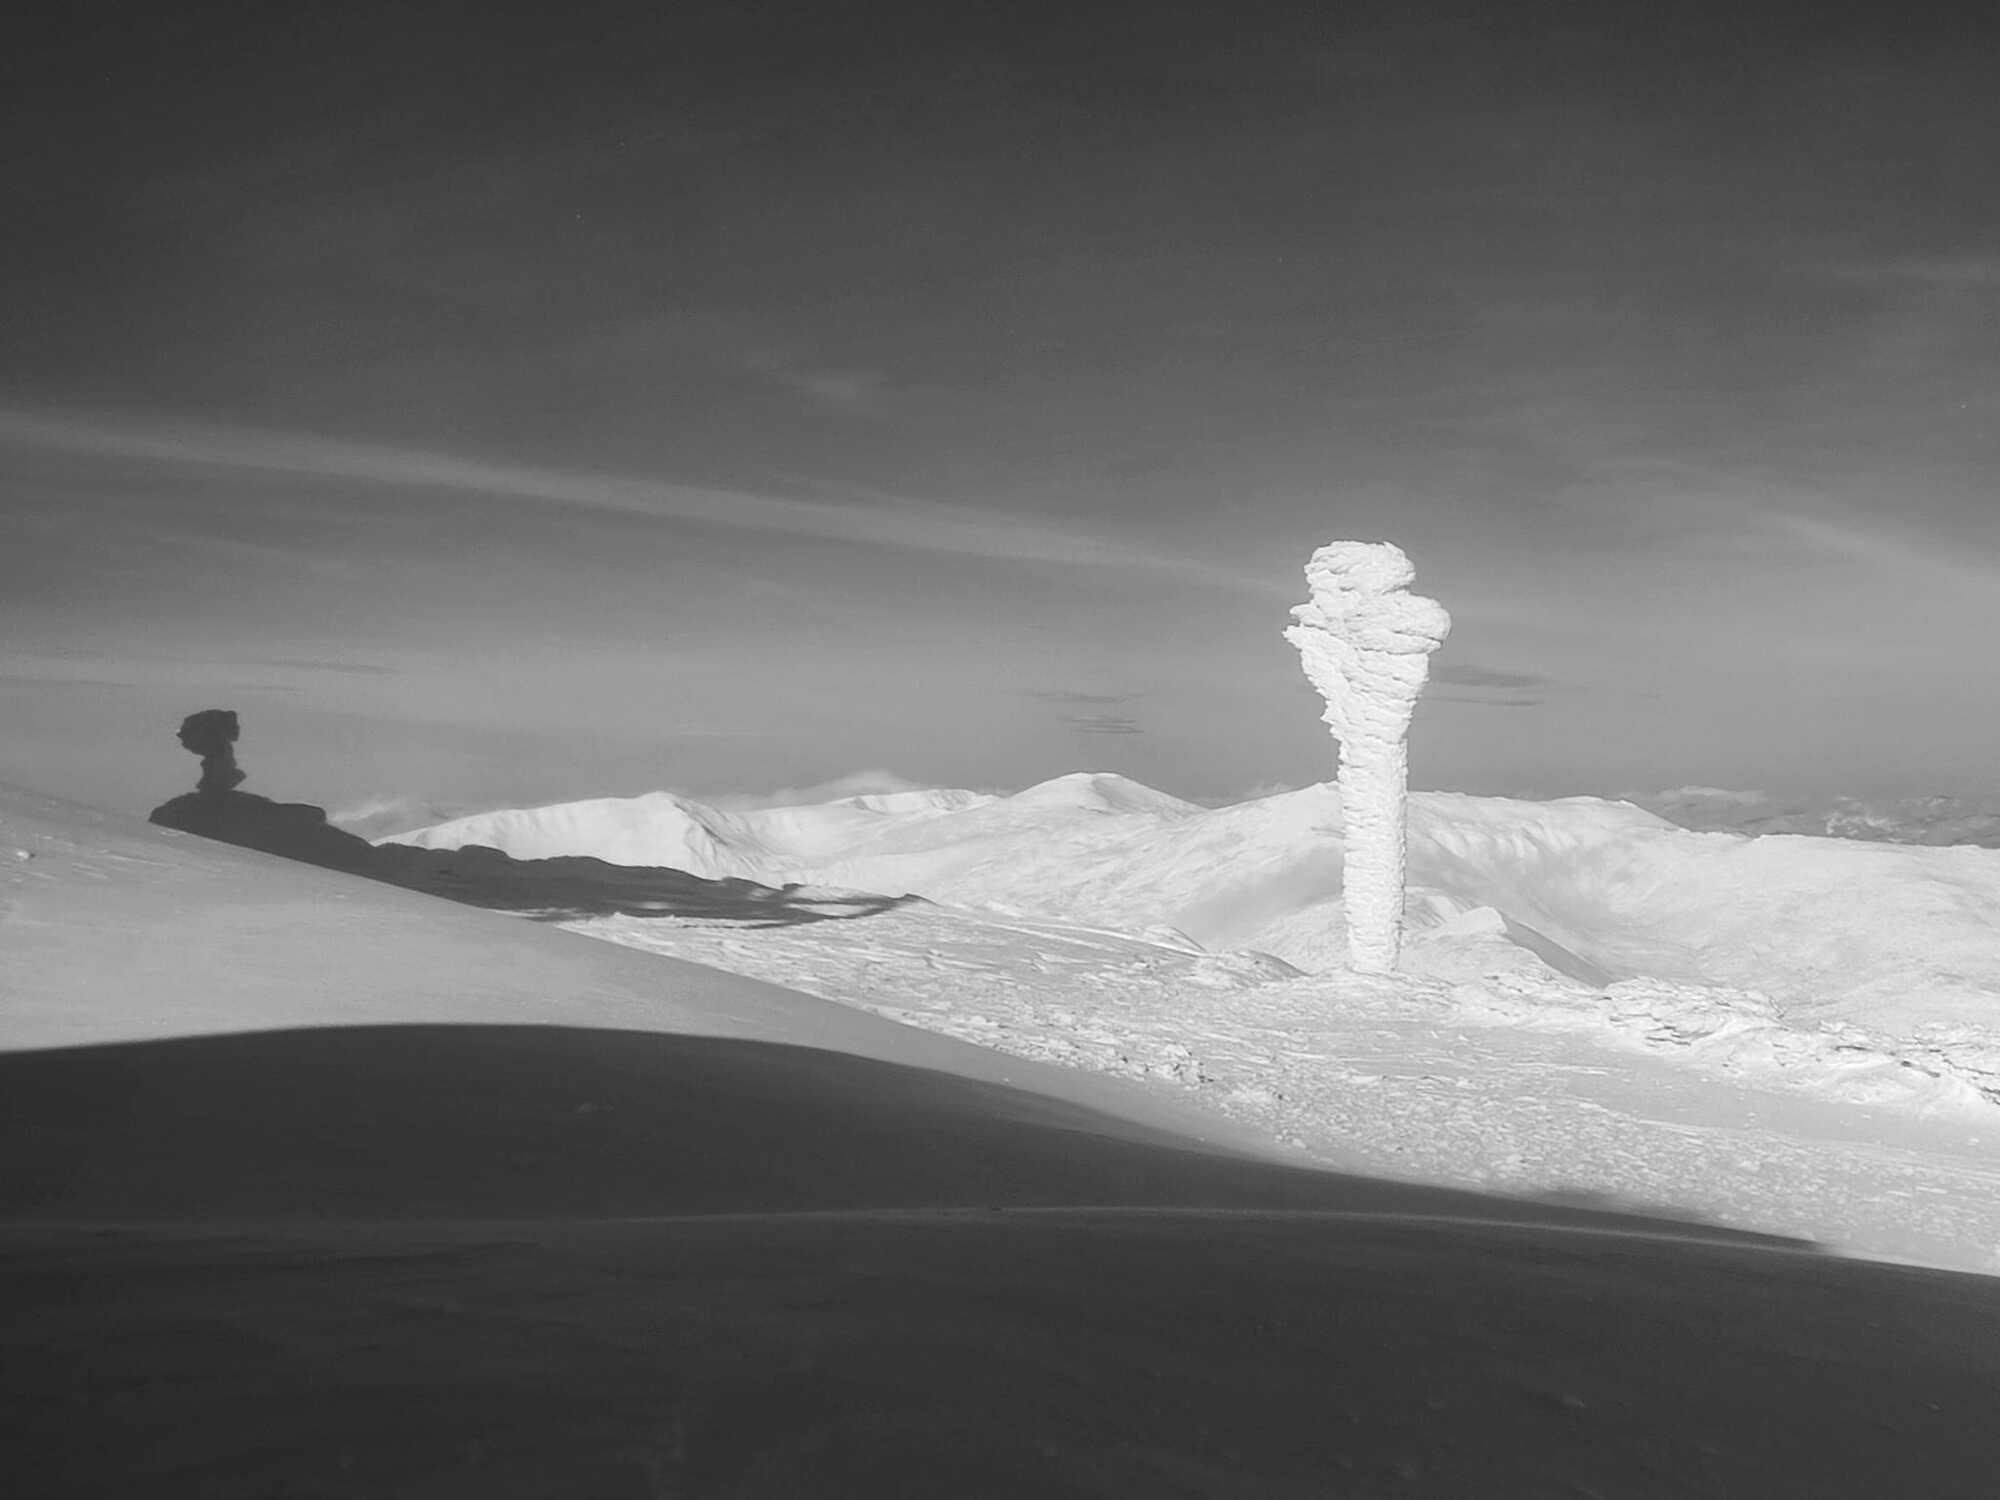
[10,772,2000,1496]
[8,1,2000,1494]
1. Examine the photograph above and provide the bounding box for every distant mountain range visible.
[1634,788,2000,848]
[365,777,2000,854]
[385,781,1017,877]
[381,773,2000,1037]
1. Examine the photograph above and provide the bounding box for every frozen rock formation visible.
[1285,542,1450,971]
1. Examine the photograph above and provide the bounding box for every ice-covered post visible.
[1284,542,1450,972]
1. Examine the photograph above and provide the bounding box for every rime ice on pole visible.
[1285,542,1450,971]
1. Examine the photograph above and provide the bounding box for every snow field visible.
[566,898,2000,1271]
[383,771,2000,1268]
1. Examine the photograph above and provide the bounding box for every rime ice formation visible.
[1284,542,1450,971]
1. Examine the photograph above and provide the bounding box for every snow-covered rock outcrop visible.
[1283,542,1450,971]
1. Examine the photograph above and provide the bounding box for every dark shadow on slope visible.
[146,707,920,925]
[398,844,925,927]
[149,789,921,926]
[150,790,386,877]
[0,1023,1813,1246]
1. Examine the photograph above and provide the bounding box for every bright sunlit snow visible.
[380,770,2000,1272]
[1285,540,1451,970]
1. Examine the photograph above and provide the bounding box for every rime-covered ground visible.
[396,772,2000,1272]
[14,780,2000,1495]
[568,897,2000,1272]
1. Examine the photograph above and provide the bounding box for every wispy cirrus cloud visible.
[1426,662,1557,709]
[0,647,404,683]
[1023,688,1147,735]
[1426,691,1544,710]
[0,405,1272,589]
[737,348,893,415]
[1818,252,2000,291]
[1760,507,2000,592]
[1023,690,1136,708]
[238,657,404,676]
[1430,664,1555,692]
[1065,713,1144,734]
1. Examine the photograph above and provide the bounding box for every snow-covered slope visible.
[392,785,999,875]
[0,781,1261,1157]
[13,778,2000,1269]
[393,776,2000,1036]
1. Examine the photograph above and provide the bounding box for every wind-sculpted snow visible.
[1284,542,1450,971]
[567,890,2000,1268]
[1450,970,1998,1114]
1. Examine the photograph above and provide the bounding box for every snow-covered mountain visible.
[390,783,999,876]
[1640,787,2000,848]
[391,774,2000,1036]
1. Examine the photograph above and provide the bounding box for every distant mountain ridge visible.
[388,780,1027,878]
[385,773,2000,1036]
[1637,787,2000,848]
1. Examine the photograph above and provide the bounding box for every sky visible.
[5,0,1998,822]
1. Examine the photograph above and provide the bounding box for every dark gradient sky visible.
[5,1,1998,819]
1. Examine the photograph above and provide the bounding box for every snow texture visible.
[1283,541,1450,971]
[386,777,2000,1044]
[18,778,2000,1269]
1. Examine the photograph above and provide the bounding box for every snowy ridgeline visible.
[1640,786,2000,847]
[381,771,2000,1109]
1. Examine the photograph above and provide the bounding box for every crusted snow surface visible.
[394,771,2000,1267]
[400,778,2000,1037]
[19,775,2000,1271]
[567,898,2000,1272]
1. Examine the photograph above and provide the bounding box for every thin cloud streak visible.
[1064,713,1144,735]
[1431,664,1556,692]
[0,406,1275,593]
[1760,509,2000,593]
